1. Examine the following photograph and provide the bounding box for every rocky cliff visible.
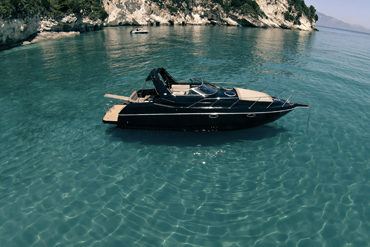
[0,0,316,50]
[0,16,37,48]
[0,15,103,50]
[103,0,316,30]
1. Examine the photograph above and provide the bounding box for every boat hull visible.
[102,68,310,131]
[116,109,293,131]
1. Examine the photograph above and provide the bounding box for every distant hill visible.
[317,12,370,33]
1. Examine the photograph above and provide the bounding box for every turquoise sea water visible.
[1,26,370,246]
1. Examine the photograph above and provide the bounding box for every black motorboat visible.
[103,68,310,131]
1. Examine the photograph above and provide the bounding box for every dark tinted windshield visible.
[192,83,218,96]
[174,78,219,96]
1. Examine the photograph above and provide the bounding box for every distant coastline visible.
[316,25,370,36]
[316,12,370,34]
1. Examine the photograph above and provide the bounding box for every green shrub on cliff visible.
[0,0,108,20]
[286,0,318,23]
[216,0,266,18]
[0,0,317,24]
[284,11,294,22]
[154,0,266,19]
[0,0,40,18]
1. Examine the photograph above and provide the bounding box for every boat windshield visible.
[192,82,218,96]
[176,78,219,96]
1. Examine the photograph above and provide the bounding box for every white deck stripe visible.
[119,108,294,117]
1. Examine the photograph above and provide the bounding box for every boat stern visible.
[103,104,126,124]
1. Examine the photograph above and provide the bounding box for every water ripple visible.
[1,26,370,246]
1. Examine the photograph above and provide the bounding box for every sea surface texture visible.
[1,26,370,247]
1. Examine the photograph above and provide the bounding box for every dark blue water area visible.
[1,26,370,246]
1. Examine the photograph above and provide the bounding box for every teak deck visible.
[103,104,126,122]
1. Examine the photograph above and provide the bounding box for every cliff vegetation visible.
[0,0,108,20]
[284,0,318,25]
[0,0,318,50]
[0,0,317,25]
[156,0,268,19]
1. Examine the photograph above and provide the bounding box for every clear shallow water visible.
[1,26,370,246]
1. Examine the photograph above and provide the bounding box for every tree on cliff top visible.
[286,0,318,23]
[1,0,317,24]
[0,0,108,20]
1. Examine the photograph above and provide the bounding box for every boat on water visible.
[130,28,149,34]
[103,68,310,131]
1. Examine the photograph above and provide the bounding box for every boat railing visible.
[282,95,293,107]
[187,98,206,108]
[228,99,240,109]
[104,100,114,113]
[185,82,308,109]
[214,82,309,107]
[104,82,130,112]
[248,98,261,109]
[214,82,309,95]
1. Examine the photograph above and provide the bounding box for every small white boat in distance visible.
[130,28,149,34]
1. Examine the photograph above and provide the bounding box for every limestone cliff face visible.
[0,0,316,50]
[254,0,313,30]
[39,15,103,33]
[0,16,40,48]
[0,14,103,50]
[102,0,316,31]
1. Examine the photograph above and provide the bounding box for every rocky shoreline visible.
[21,31,80,46]
[0,14,103,51]
[0,0,317,51]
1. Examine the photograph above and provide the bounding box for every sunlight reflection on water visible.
[0,26,370,247]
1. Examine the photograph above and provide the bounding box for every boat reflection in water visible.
[103,68,310,131]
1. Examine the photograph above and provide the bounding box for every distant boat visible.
[102,68,310,131]
[130,28,149,34]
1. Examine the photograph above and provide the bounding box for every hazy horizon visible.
[305,0,370,29]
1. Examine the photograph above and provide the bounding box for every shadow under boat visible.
[104,124,291,147]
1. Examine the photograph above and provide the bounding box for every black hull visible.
[116,110,292,131]
[103,68,310,131]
